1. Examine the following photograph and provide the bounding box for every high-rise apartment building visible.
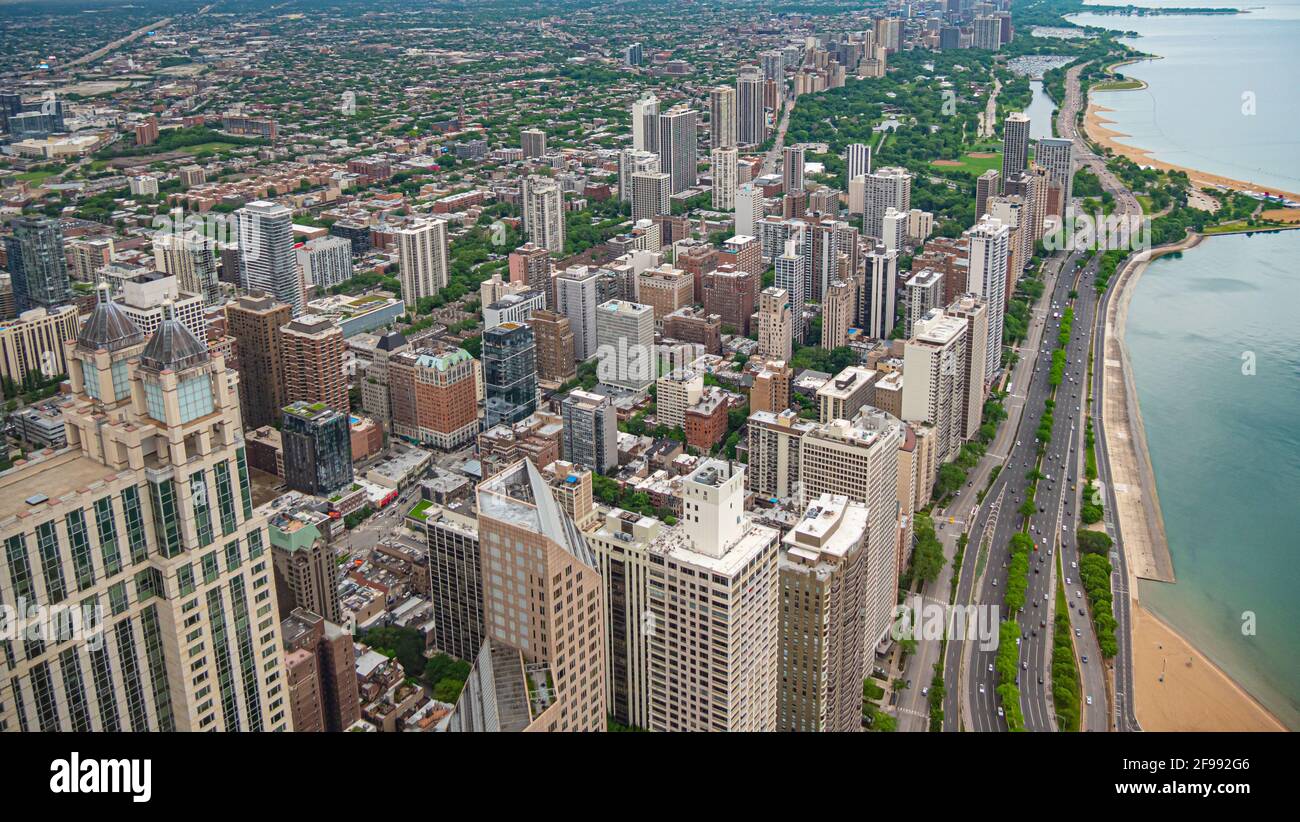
[862,243,898,339]
[269,515,342,626]
[737,66,767,146]
[281,401,353,497]
[236,200,302,315]
[393,218,450,304]
[388,348,480,449]
[701,264,757,337]
[757,286,793,362]
[226,293,291,430]
[1002,112,1031,183]
[647,461,781,732]
[632,94,659,153]
[281,608,361,732]
[946,294,991,440]
[747,408,814,500]
[415,502,483,663]
[1035,136,1074,217]
[520,128,547,159]
[482,321,537,429]
[782,145,806,194]
[845,142,872,186]
[822,277,856,349]
[638,264,693,326]
[775,238,807,343]
[902,309,969,462]
[560,389,618,474]
[618,149,660,203]
[735,183,762,238]
[0,294,289,731]
[711,146,738,211]
[280,314,347,414]
[594,299,654,392]
[154,232,222,306]
[522,177,566,254]
[904,268,946,338]
[976,168,1002,219]
[778,493,873,732]
[554,265,600,361]
[817,365,879,424]
[966,215,1010,380]
[5,216,70,312]
[530,309,576,384]
[295,235,353,292]
[862,166,912,241]
[656,369,704,429]
[798,407,904,649]
[631,171,672,223]
[709,85,737,148]
[656,107,698,195]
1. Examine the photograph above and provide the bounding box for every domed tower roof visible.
[139,300,210,372]
[77,282,144,353]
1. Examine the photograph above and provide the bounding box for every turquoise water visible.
[1071,1,1300,195]
[1125,232,1300,728]
[1077,2,1300,727]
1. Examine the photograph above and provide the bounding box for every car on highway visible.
[1075,628,1082,637]
[1086,696,1093,706]
[979,684,985,694]
[988,663,993,673]
[1081,655,1088,664]
[997,706,1004,718]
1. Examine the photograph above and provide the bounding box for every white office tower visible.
[946,294,991,438]
[798,407,904,650]
[1035,137,1074,217]
[783,145,806,194]
[393,217,450,303]
[657,106,698,195]
[758,286,793,362]
[709,85,737,149]
[520,128,547,159]
[778,493,873,732]
[295,235,353,291]
[523,176,566,253]
[965,215,1010,380]
[775,238,807,343]
[594,299,655,392]
[153,231,222,306]
[735,183,761,238]
[618,149,659,203]
[903,309,969,462]
[863,242,898,339]
[904,268,945,338]
[647,460,781,731]
[1001,112,1031,182]
[845,142,872,186]
[632,94,660,153]
[862,166,912,241]
[554,265,600,361]
[882,206,907,253]
[737,65,767,146]
[631,171,672,223]
[711,146,738,211]
[235,200,302,315]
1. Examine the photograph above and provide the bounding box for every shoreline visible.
[1086,99,1293,730]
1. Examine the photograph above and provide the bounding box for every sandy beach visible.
[1089,107,1294,732]
[1086,101,1300,207]
[1131,605,1286,732]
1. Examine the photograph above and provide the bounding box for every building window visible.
[94,497,122,577]
[149,479,183,558]
[177,374,215,423]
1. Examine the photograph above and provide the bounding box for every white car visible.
[1086,695,1093,706]
[1076,590,1082,598]
[979,684,986,694]
[1066,577,1071,585]
[988,663,993,673]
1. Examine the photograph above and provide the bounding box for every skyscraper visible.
[387,347,480,449]
[946,294,991,440]
[5,216,71,312]
[656,106,698,195]
[280,401,354,497]
[976,168,1002,219]
[594,299,654,392]
[416,502,484,663]
[530,309,576,384]
[966,215,1010,380]
[778,494,873,732]
[711,146,738,211]
[737,66,767,146]
[775,238,807,343]
[226,293,291,430]
[2,295,290,731]
[862,166,912,241]
[482,321,538,429]
[631,94,659,153]
[798,407,904,650]
[783,145,806,194]
[1035,137,1074,217]
[822,277,856,349]
[845,142,872,187]
[1002,112,1031,183]
[554,265,600,361]
[295,235,353,292]
[236,200,302,315]
[447,460,607,732]
[904,268,946,338]
[862,242,898,339]
[757,286,793,362]
[522,176,567,254]
[154,231,223,306]
[393,217,450,303]
[560,389,618,473]
[280,314,348,414]
[709,85,737,149]
[630,171,672,223]
[520,128,547,159]
[735,183,761,238]
[902,309,970,462]
[618,148,659,203]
